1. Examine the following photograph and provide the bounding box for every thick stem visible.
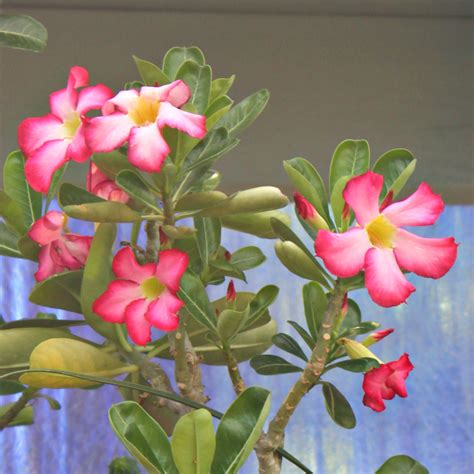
[0,388,38,431]
[256,281,346,472]
[223,343,246,395]
[144,220,160,262]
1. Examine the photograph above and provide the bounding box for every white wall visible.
[1,7,472,202]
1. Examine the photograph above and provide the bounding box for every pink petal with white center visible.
[67,125,91,163]
[76,84,114,115]
[146,290,183,331]
[155,249,189,292]
[85,113,134,152]
[35,244,66,282]
[394,229,458,279]
[382,183,445,227]
[315,228,371,278]
[25,139,70,193]
[364,247,415,307]
[112,247,156,283]
[125,298,152,346]
[29,211,64,245]
[362,364,393,412]
[157,102,207,138]
[18,114,63,157]
[102,89,139,115]
[63,234,93,265]
[343,171,384,226]
[50,67,88,119]
[140,81,190,107]
[128,124,170,173]
[92,279,142,323]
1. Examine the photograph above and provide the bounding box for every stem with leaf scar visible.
[222,342,247,395]
[0,388,39,431]
[256,280,347,473]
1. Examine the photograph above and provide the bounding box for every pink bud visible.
[362,328,395,347]
[341,293,348,317]
[224,250,232,261]
[226,280,236,302]
[342,202,351,220]
[294,192,329,230]
[379,190,394,212]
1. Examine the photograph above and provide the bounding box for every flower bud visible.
[226,280,236,302]
[339,338,382,363]
[362,328,394,347]
[294,192,329,230]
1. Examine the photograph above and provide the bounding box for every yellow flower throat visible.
[129,96,160,127]
[365,215,396,249]
[141,277,165,300]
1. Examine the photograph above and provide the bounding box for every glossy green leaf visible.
[0,402,33,427]
[176,61,211,114]
[45,163,68,212]
[245,285,279,328]
[272,333,307,361]
[329,139,370,193]
[330,175,352,229]
[81,223,118,340]
[171,409,215,474]
[93,151,136,178]
[29,270,83,313]
[163,46,205,80]
[0,190,27,235]
[287,321,315,350]
[35,393,61,410]
[339,299,362,334]
[322,382,356,429]
[303,282,328,340]
[194,217,221,268]
[133,55,170,85]
[174,236,202,274]
[108,456,141,474]
[209,259,246,282]
[206,96,233,130]
[340,321,380,339]
[0,15,47,52]
[0,380,26,395]
[109,401,178,474]
[178,272,217,331]
[375,455,429,474]
[250,354,303,376]
[116,170,160,211]
[325,358,380,373]
[212,387,271,474]
[215,89,269,138]
[209,76,235,103]
[221,210,290,239]
[17,234,39,261]
[0,318,86,330]
[0,222,22,258]
[217,307,249,342]
[230,246,266,271]
[63,202,141,223]
[176,191,227,212]
[58,182,103,206]
[3,150,41,226]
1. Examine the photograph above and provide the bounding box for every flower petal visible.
[315,228,371,278]
[155,249,189,292]
[125,298,152,346]
[112,247,156,283]
[146,290,182,331]
[394,229,458,279]
[386,353,414,398]
[92,280,141,323]
[63,234,93,265]
[128,124,170,173]
[28,211,64,245]
[77,84,114,115]
[85,113,133,153]
[34,244,66,282]
[364,248,415,307]
[362,364,393,412]
[68,66,89,89]
[157,102,206,138]
[49,87,78,121]
[25,140,69,193]
[140,80,190,107]
[102,89,139,115]
[68,125,91,163]
[343,171,384,226]
[383,183,444,227]
[18,114,63,157]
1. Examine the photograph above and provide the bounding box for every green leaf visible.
[209,259,246,282]
[245,285,279,328]
[330,175,352,229]
[176,191,227,212]
[63,202,141,223]
[284,157,330,223]
[3,150,42,226]
[176,61,211,114]
[339,299,362,334]
[250,355,303,375]
[194,216,221,268]
[212,387,271,474]
[0,318,86,330]
[0,380,26,395]
[35,393,61,410]
[272,333,307,361]
[340,321,380,339]
[373,149,417,199]
[325,358,380,373]
[178,272,217,332]
[217,307,249,342]
[93,151,136,178]
[206,96,233,130]
[0,402,33,427]
[108,456,141,474]
[329,139,370,193]
[17,233,39,260]
[45,163,68,212]
[0,15,47,52]
[375,455,429,474]
[58,182,103,206]
[230,246,266,271]
[116,170,160,211]
[29,271,83,313]
[163,46,205,80]
[303,282,328,340]
[209,75,235,103]
[321,382,356,429]
[215,89,269,138]
[0,190,27,235]
[287,321,315,350]
[81,223,118,340]
[0,222,22,258]
[133,55,170,85]
[109,401,178,474]
[171,409,216,474]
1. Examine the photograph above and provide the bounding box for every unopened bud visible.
[379,191,394,212]
[340,293,348,318]
[224,250,232,261]
[339,338,382,363]
[342,202,351,221]
[294,192,329,231]
[362,328,394,347]
[226,280,236,302]
[159,228,169,245]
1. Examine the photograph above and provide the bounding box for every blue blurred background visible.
[0,206,472,473]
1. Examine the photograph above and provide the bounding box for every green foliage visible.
[0,380,26,395]
[325,358,380,373]
[250,354,303,375]
[220,210,290,239]
[133,55,170,85]
[108,456,141,474]
[229,246,266,271]
[0,222,22,258]
[0,14,47,52]
[176,61,212,114]
[163,46,205,80]
[0,402,33,427]
[0,318,86,330]
[321,382,356,429]
[272,333,307,361]
[116,170,160,211]
[302,281,328,340]
[0,190,28,235]
[194,216,221,269]
[375,455,429,474]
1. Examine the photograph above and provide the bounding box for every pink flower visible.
[85,81,206,173]
[18,66,113,193]
[363,328,395,347]
[315,171,458,307]
[363,353,414,412]
[294,192,329,230]
[226,280,237,302]
[92,247,189,345]
[87,163,129,203]
[28,211,93,282]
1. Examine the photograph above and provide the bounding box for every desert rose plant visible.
[0,47,457,474]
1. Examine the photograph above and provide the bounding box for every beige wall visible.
[1,7,472,202]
